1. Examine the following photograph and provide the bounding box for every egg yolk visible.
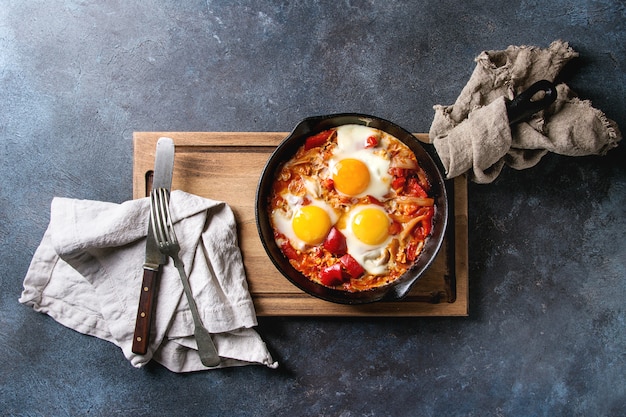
[352,207,390,245]
[332,158,370,196]
[292,205,332,245]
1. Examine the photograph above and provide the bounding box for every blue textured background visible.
[1,1,625,416]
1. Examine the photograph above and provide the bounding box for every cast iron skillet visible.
[256,114,449,304]
[255,80,556,305]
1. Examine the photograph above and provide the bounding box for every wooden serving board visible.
[133,132,468,317]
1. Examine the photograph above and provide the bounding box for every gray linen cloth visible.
[20,190,278,372]
[429,40,621,183]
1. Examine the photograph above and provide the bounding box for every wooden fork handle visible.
[131,267,160,355]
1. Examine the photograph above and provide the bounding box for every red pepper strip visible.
[319,263,345,286]
[392,176,406,191]
[304,129,334,150]
[365,135,378,148]
[405,177,428,198]
[340,254,365,278]
[412,207,435,240]
[406,241,418,262]
[420,207,434,237]
[323,227,347,256]
[280,240,299,260]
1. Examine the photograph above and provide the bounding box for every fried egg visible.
[339,204,393,275]
[272,191,339,250]
[328,124,392,200]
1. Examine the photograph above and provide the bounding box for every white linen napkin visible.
[19,190,278,372]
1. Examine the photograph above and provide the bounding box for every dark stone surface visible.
[2,1,625,416]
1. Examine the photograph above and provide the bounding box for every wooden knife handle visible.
[131,268,160,355]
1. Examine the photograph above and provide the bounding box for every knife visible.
[131,137,175,355]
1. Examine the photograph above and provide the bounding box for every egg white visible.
[329,124,392,200]
[339,204,393,275]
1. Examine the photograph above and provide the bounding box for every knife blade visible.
[131,137,175,355]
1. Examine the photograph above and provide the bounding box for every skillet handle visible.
[506,80,557,125]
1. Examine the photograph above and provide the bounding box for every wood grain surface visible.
[133,132,468,316]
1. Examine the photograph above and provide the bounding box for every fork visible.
[150,187,221,367]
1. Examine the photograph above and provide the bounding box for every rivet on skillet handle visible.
[505,80,557,125]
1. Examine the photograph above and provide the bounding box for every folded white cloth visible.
[19,190,278,372]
